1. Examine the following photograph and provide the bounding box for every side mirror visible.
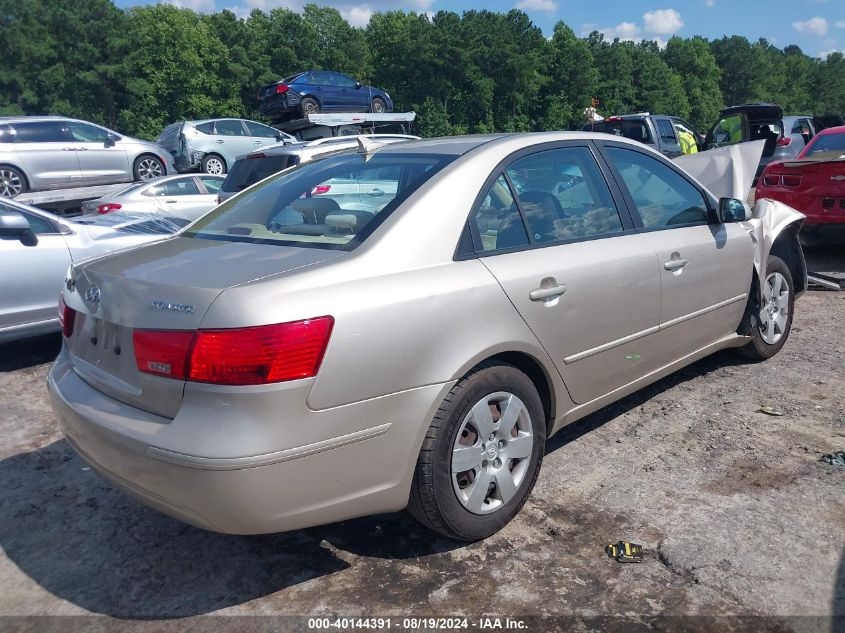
[105,133,118,148]
[718,198,747,223]
[355,81,362,89]
[0,212,37,246]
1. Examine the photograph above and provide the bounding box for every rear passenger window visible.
[214,120,246,136]
[11,121,69,143]
[605,147,709,229]
[506,147,623,242]
[149,179,201,196]
[472,175,528,252]
[195,122,215,134]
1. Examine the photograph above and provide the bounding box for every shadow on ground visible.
[0,348,753,618]
[0,333,61,372]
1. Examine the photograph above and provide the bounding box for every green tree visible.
[543,22,597,129]
[664,36,722,130]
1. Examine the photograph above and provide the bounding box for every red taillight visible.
[762,173,781,187]
[782,174,802,187]
[58,296,76,338]
[275,84,289,95]
[133,317,334,386]
[777,137,792,147]
[311,185,331,196]
[96,203,122,215]
[133,330,194,379]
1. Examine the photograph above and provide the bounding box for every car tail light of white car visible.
[133,316,334,385]
[96,203,122,214]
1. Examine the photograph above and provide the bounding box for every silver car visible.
[81,174,223,220]
[157,118,295,175]
[48,133,806,541]
[217,133,419,203]
[0,116,175,198]
[0,198,180,343]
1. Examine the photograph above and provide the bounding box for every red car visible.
[755,125,845,228]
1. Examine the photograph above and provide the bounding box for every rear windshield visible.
[156,123,181,147]
[804,131,845,158]
[185,152,454,250]
[587,120,653,144]
[222,154,301,193]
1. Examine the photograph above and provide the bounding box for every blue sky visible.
[115,0,845,59]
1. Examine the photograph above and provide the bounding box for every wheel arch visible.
[465,350,558,435]
[202,152,228,172]
[133,152,168,176]
[750,199,807,298]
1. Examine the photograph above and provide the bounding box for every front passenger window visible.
[605,147,709,229]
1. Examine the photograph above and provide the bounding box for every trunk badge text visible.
[84,286,101,306]
[150,300,195,314]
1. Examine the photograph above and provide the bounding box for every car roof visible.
[0,115,72,124]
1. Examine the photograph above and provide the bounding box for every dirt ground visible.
[0,244,843,632]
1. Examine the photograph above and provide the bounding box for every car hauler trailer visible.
[277,112,416,141]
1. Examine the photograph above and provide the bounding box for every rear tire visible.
[371,97,387,113]
[299,97,320,117]
[0,165,27,197]
[738,255,794,361]
[133,155,164,181]
[201,154,227,175]
[408,363,546,541]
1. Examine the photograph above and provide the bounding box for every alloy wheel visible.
[759,271,790,345]
[451,391,534,515]
[137,158,162,180]
[0,169,23,197]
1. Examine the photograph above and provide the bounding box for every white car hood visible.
[674,139,765,202]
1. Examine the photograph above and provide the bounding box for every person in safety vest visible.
[677,126,699,154]
[714,115,743,146]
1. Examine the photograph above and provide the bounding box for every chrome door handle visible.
[664,258,688,271]
[63,147,75,151]
[216,139,225,144]
[164,200,178,203]
[76,147,88,151]
[529,284,567,301]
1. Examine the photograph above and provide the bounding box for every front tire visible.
[408,363,546,541]
[0,165,27,197]
[739,255,794,360]
[133,155,164,181]
[371,97,387,113]
[201,154,227,175]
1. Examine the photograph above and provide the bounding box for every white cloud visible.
[705,0,715,7]
[166,0,216,11]
[835,20,845,28]
[515,0,558,11]
[341,4,373,26]
[642,8,683,34]
[792,16,828,36]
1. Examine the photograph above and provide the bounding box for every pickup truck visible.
[582,113,703,158]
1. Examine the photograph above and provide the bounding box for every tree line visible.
[1,0,843,141]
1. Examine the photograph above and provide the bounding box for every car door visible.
[243,120,280,151]
[600,144,753,361]
[10,121,82,190]
[209,119,254,168]
[145,177,211,220]
[654,117,683,157]
[312,71,339,110]
[0,202,72,332]
[333,72,367,110]
[469,143,663,405]
[706,113,748,149]
[66,120,131,185]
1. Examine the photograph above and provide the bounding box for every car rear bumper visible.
[258,93,301,117]
[48,347,451,534]
[755,190,845,225]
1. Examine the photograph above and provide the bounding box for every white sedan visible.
[0,198,181,343]
[80,174,223,220]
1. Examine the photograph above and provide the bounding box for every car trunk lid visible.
[66,237,344,418]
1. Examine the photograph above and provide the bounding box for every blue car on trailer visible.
[258,70,394,122]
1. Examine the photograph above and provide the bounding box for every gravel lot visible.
[0,245,843,632]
